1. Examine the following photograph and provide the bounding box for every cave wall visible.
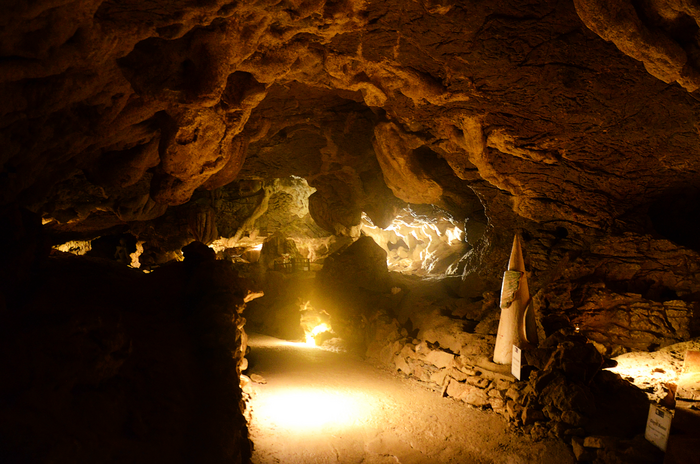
[0,211,253,463]
[5,0,700,240]
[4,0,700,460]
[4,1,700,307]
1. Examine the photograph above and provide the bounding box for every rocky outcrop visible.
[0,241,253,464]
[365,314,664,463]
[574,0,700,92]
[4,2,700,460]
[3,0,700,246]
[5,2,700,348]
[312,236,393,345]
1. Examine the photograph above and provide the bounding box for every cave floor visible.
[245,333,575,464]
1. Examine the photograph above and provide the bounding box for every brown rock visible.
[417,311,494,357]
[394,353,411,375]
[505,387,523,402]
[488,388,506,399]
[430,369,450,386]
[445,379,489,406]
[522,407,547,426]
[372,122,443,205]
[583,435,615,449]
[466,376,490,389]
[529,422,549,442]
[445,379,469,399]
[540,374,595,417]
[571,437,595,462]
[378,340,405,366]
[561,410,586,427]
[463,388,491,407]
[505,400,524,423]
[489,397,505,411]
[424,349,455,369]
[447,367,469,382]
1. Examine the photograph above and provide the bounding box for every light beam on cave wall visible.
[361,206,466,276]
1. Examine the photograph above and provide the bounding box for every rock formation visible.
[3,0,700,462]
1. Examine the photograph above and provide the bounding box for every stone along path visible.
[245,334,574,464]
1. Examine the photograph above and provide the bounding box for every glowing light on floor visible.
[305,323,330,345]
[254,389,368,429]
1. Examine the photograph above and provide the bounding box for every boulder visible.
[417,310,494,357]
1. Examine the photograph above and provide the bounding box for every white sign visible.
[645,403,673,451]
[511,345,521,380]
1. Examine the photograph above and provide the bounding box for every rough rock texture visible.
[366,316,665,463]
[312,235,394,346]
[4,1,700,460]
[3,0,700,344]
[4,0,700,241]
[0,234,253,463]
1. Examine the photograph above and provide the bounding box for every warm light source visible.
[300,301,333,346]
[604,350,680,402]
[254,389,366,429]
[53,240,92,255]
[305,323,330,345]
[360,206,466,276]
[247,335,375,435]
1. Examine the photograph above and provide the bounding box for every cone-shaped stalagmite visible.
[493,234,537,364]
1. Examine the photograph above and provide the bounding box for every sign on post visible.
[645,403,673,451]
[511,345,521,380]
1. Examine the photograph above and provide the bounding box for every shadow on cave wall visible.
[649,188,700,254]
[0,208,252,464]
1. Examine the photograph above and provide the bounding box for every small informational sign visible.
[645,403,673,451]
[511,345,522,380]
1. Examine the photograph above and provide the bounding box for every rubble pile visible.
[366,316,664,463]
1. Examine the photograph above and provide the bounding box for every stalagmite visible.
[493,234,537,364]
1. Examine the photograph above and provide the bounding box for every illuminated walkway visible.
[246,333,574,464]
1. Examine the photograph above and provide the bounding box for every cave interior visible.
[2,0,700,463]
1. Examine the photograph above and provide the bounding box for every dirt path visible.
[246,333,575,464]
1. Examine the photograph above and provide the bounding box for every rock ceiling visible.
[3,0,700,279]
[7,3,700,461]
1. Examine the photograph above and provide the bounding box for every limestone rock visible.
[582,435,615,449]
[372,122,443,205]
[417,310,494,357]
[466,376,490,389]
[523,407,547,426]
[574,0,699,91]
[561,410,586,427]
[423,349,455,369]
[318,236,390,294]
[446,380,490,407]
[249,373,267,384]
[571,437,595,462]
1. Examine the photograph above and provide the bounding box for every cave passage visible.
[245,333,575,464]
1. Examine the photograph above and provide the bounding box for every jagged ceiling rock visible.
[240,82,403,233]
[372,122,444,206]
[4,0,700,299]
[574,0,700,92]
